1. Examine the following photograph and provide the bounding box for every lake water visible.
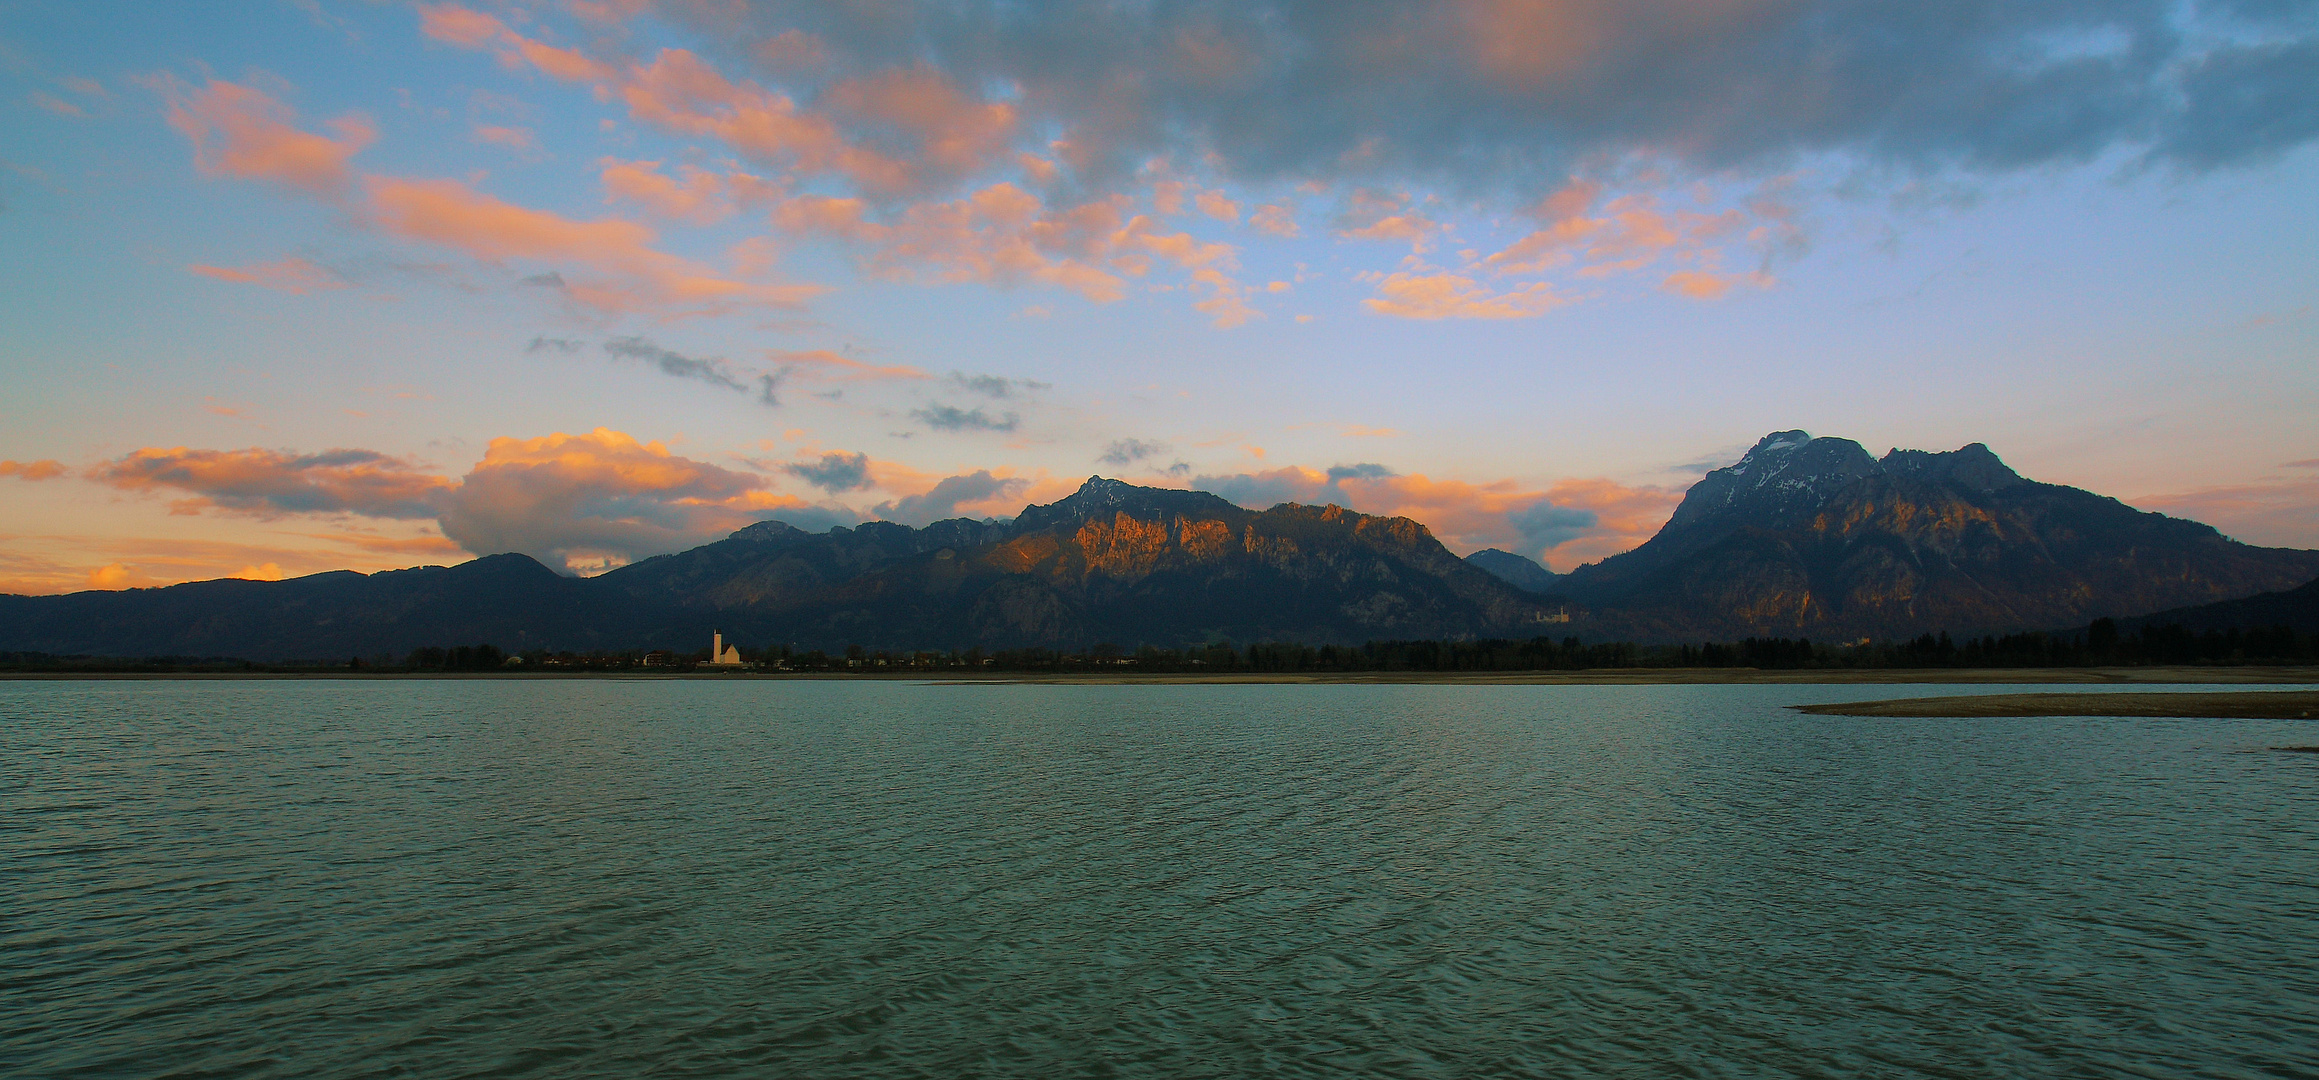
[4,680,2316,1078]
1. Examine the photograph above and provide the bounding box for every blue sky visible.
[3,0,2316,591]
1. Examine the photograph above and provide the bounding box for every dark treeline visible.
[3,619,2314,674]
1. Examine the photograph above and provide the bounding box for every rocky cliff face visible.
[1561,433,2319,640]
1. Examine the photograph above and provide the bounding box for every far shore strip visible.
[1794,690,2319,719]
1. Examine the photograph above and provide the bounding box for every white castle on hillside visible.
[705,631,746,668]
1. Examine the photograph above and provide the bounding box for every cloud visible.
[73,429,843,579]
[769,349,930,381]
[599,157,777,224]
[433,428,811,573]
[873,470,1029,526]
[1360,271,1568,320]
[0,459,68,480]
[603,335,755,395]
[1660,268,1771,300]
[784,450,873,492]
[1250,203,1300,237]
[470,123,538,151]
[90,447,454,519]
[31,91,85,117]
[648,1,2319,187]
[151,75,374,194]
[952,372,1049,398]
[188,256,346,294]
[364,175,821,314]
[1099,438,1169,466]
[2129,477,2319,550]
[913,404,1019,432]
[527,336,583,353]
[1191,464,1678,569]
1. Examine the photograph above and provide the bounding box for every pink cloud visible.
[31,91,85,117]
[188,256,346,294]
[153,75,374,194]
[470,123,538,151]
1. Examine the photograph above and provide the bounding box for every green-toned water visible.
[4,681,2315,1078]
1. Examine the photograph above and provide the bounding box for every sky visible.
[3,0,2317,593]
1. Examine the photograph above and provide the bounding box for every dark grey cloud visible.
[952,372,1051,398]
[784,450,874,492]
[1327,463,1396,481]
[604,336,757,397]
[873,470,1028,525]
[527,336,583,354]
[914,404,1020,432]
[1099,438,1170,466]
[1508,500,1599,552]
[670,0,2319,192]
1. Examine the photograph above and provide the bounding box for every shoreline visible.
[1794,690,2319,719]
[6,666,2319,685]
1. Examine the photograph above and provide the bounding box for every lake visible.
[4,680,2315,1078]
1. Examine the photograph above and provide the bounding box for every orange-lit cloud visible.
[91,447,454,519]
[1360,271,1566,319]
[769,349,930,381]
[0,460,68,481]
[434,428,819,573]
[1660,268,1772,300]
[188,256,346,294]
[1249,202,1300,237]
[598,157,780,225]
[364,175,820,313]
[153,75,374,194]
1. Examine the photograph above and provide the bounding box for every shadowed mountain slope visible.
[0,554,641,660]
[2118,575,2319,634]
[1465,549,1565,595]
[1560,432,2319,641]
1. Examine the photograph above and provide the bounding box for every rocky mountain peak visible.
[1664,431,1879,532]
[1880,443,2024,492]
[1011,476,1243,535]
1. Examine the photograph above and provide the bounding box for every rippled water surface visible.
[5,680,2318,1078]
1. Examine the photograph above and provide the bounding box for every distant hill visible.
[1465,549,1564,595]
[2118,575,2319,634]
[1557,431,2319,641]
[0,554,643,661]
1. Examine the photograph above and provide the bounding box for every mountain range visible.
[4,432,2315,659]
